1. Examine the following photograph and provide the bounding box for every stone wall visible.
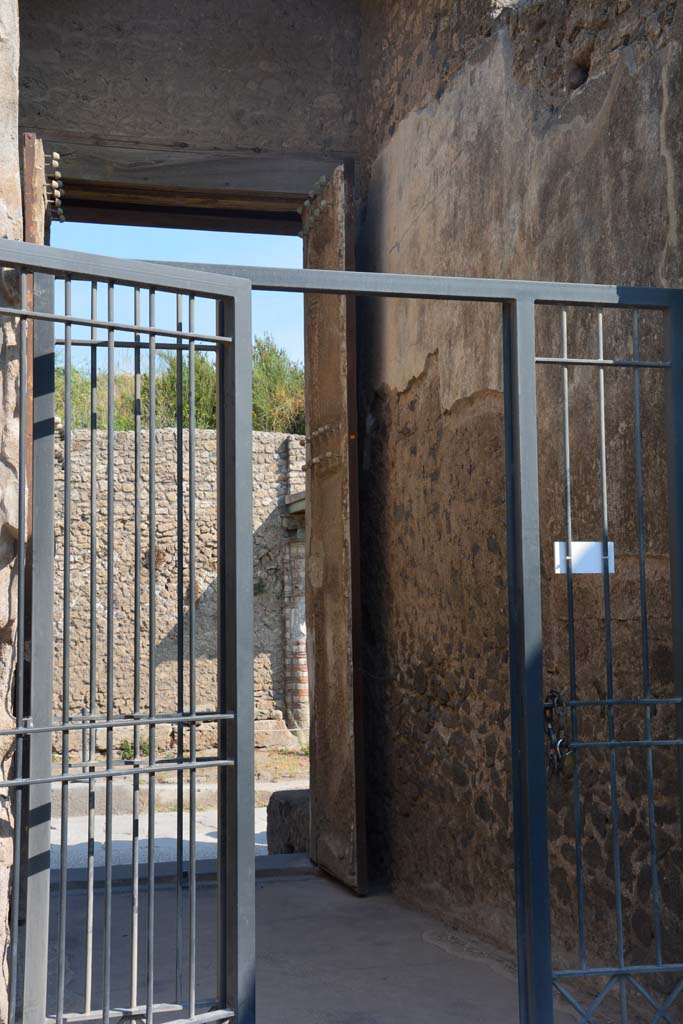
[0,4,22,1017]
[356,0,683,981]
[53,429,307,753]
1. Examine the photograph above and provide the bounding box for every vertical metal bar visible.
[503,304,529,1024]
[8,273,28,1024]
[596,311,627,1021]
[188,295,197,1019]
[175,292,185,1005]
[84,282,97,1014]
[81,707,87,777]
[102,282,115,1024]
[216,287,255,1023]
[146,289,157,1024]
[632,310,663,963]
[664,296,683,851]
[502,298,554,1024]
[56,276,72,1023]
[23,272,55,1024]
[131,287,142,1004]
[560,310,587,968]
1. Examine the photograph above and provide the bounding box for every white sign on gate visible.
[554,540,615,575]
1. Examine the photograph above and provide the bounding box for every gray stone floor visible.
[45,867,576,1024]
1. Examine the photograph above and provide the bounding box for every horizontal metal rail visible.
[0,306,231,346]
[54,338,217,354]
[0,711,235,739]
[163,259,679,308]
[0,238,678,307]
[536,356,670,369]
[565,697,683,708]
[554,964,683,979]
[0,238,251,300]
[0,757,234,789]
[571,738,683,751]
[47,1002,234,1024]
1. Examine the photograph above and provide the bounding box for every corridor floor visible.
[46,865,576,1023]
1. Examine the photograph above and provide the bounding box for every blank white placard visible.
[554,540,615,575]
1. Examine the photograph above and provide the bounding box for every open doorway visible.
[15,149,367,1023]
[48,221,310,868]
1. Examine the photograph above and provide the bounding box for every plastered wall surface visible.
[53,429,306,753]
[18,0,361,190]
[357,0,683,978]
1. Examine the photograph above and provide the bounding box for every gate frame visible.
[166,259,683,1024]
[0,239,255,1024]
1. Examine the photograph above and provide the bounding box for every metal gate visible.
[2,238,683,1024]
[172,262,683,1023]
[0,240,254,1024]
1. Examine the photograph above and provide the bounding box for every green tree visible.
[55,365,137,431]
[55,364,90,429]
[54,334,305,435]
[252,334,305,434]
[143,351,217,429]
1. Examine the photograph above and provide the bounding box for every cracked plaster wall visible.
[357,0,683,984]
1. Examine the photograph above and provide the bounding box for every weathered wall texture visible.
[0,3,22,1018]
[357,0,683,979]
[53,429,307,754]
[18,0,361,193]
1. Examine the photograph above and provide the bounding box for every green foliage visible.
[55,365,137,431]
[143,352,217,429]
[119,738,134,761]
[54,365,89,429]
[54,335,305,435]
[252,334,305,435]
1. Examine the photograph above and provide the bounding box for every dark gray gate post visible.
[23,273,55,1024]
[503,299,554,1024]
[665,297,683,840]
[216,285,256,1024]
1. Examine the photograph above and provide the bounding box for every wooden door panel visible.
[304,163,366,893]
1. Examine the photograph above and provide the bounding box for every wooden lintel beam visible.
[64,178,307,214]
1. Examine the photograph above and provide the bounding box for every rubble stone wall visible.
[53,429,307,753]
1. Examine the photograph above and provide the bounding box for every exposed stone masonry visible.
[359,0,678,160]
[0,4,23,1014]
[53,429,307,754]
[357,0,683,996]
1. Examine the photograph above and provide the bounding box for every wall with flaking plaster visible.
[357,0,683,986]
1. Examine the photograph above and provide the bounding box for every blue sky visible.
[51,222,305,364]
